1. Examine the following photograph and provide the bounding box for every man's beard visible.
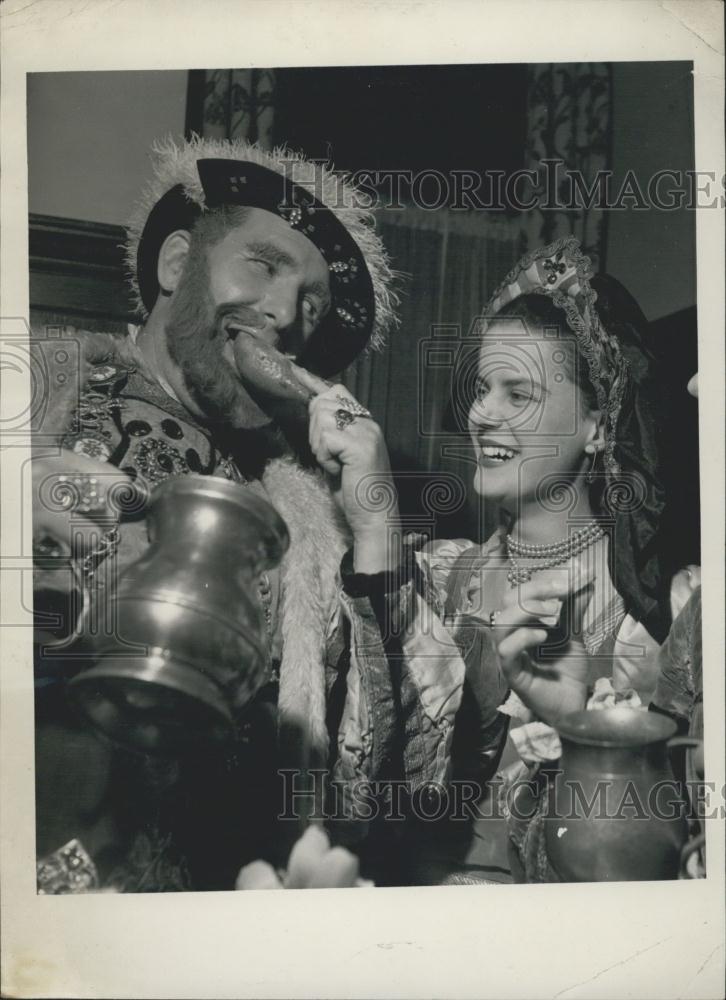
[164,251,270,429]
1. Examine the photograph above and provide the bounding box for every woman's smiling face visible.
[468,317,601,504]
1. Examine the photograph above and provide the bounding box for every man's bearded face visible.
[165,208,332,428]
[165,239,266,427]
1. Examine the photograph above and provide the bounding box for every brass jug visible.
[69,475,288,754]
[544,707,689,881]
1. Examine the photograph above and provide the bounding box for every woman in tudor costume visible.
[394,237,684,884]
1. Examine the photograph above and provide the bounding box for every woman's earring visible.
[585,443,600,483]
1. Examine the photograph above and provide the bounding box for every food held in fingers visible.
[229,326,313,403]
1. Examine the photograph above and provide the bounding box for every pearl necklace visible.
[506,519,604,586]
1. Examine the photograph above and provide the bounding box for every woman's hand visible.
[497,626,590,726]
[293,367,400,574]
[493,564,595,725]
[490,560,594,640]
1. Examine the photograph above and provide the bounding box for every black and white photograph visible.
[1,2,724,997]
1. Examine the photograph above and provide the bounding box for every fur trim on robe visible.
[262,458,349,779]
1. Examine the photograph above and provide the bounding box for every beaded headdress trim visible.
[483,237,630,476]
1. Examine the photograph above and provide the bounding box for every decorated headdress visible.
[482,237,672,642]
[124,135,399,377]
[484,237,630,477]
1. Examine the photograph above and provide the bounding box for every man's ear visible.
[157,230,191,295]
[584,410,606,453]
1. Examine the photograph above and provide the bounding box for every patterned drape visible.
[521,63,612,269]
[344,209,520,542]
[196,69,275,148]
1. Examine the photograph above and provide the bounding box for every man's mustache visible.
[213,303,266,338]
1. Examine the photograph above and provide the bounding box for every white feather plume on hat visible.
[124,134,399,352]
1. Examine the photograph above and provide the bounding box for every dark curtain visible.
[344,209,520,542]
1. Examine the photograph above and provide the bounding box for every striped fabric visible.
[583,592,626,655]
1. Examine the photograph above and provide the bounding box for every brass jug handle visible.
[679,831,705,879]
[667,736,703,751]
[667,735,704,781]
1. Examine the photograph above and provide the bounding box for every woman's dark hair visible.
[494,293,600,415]
[445,288,607,435]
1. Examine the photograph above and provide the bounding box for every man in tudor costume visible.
[32,136,456,892]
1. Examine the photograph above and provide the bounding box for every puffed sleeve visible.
[651,585,702,724]
[414,537,475,617]
[328,538,473,800]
